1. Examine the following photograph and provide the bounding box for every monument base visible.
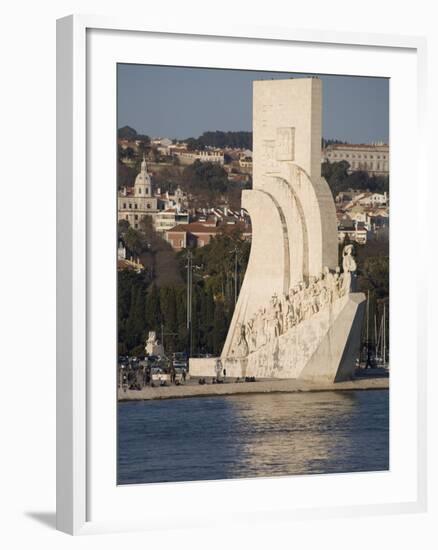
[190,292,365,384]
[189,357,221,378]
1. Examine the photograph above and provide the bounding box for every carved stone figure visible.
[317,275,329,309]
[341,244,357,294]
[310,276,320,314]
[292,285,302,324]
[334,267,342,298]
[246,318,257,353]
[301,282,313,320]
[266,296,281,342]
[145,331,164,357]
[255,307,267,348]
[280,293,289,334]
[285,291,295,330]
[233,323,249,358]
[272,293,284,335]
[323,266,336,304]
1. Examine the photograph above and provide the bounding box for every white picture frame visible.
[56,15,428,535]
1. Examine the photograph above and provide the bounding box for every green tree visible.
[118,126,138,139]
[117,219,130,242]
[145,284,162,332]
[181,160,229,207]
[124,285,146,351]
[124,227,147,257]
[212,300,228,355]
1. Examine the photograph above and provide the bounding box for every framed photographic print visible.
[57,15,427,535]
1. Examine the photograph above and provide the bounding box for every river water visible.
[118,390,389,485]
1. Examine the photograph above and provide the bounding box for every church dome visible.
[135,155,152,188]
[135,171,151,185]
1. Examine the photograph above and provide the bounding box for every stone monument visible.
[145,331,164,357]
[190,78,366,383]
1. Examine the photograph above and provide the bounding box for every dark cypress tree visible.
[175,286,188,351]
[205,286,215,354]
[125,285,144,352]
[145,284,161,333]
[212,300,228,356]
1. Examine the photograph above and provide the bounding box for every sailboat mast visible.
[374,314,377,352]
[383,304,386,366]
[366,290,370,344]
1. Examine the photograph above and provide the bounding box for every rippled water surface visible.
[118,390,389,484]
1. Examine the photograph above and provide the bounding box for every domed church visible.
[118,155,159,229]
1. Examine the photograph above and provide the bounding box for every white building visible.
[174,149,224,165]
[322,142,389,176]
[153,209,189,234]
[118,155,159,229]
[356,192,388,206]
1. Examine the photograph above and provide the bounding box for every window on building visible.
[129,203,132,209]
[135,224,138,229]
[138,188,141,194]
[134,204,138,209]
[134,215,138,220]
[123,203,126,209]
[147,204,151,209]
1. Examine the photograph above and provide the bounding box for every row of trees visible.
[118,271,233,358]
[118,126,366,155]
[186,132,353,151]
[181,160,251,210]
[118,216,251,357]
[322,160,389,197]
[180,160,230,208]
[117,125,150,143]
[184,130,252,151]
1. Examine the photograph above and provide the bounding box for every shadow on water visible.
[118,390,389,485]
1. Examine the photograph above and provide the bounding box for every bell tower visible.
[134,154,152,197]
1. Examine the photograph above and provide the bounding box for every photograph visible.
[116,64,390,485]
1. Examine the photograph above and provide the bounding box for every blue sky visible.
[118,64,389,144]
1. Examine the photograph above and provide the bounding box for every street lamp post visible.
[186,250,193,358]
[186,250,203,358]
[229,246,239,306]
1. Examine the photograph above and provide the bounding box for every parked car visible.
[172,352,188,369]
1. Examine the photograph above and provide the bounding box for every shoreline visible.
[118,376,389,402]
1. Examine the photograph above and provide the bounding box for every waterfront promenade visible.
[118,376,389,402]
